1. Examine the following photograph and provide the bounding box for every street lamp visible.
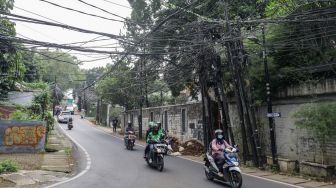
[248,25,278,167]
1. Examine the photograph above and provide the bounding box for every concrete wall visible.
[0,120,46,153]
[124,79,336,165]
[124,102,203,143]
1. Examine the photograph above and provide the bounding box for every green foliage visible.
[0,160,18,174]
[64,147,72,156]
[45,111,55,130]
[293,102,336,140]
[32,49,84,91]
[96,63,138,110]
[23,81,48,90]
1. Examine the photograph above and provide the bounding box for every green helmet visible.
[148,121,155,128]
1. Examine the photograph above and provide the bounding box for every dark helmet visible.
[214,129,224,142]
[156,122,162,129]
[127,121,132,127]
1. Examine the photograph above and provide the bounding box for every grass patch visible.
[64,147,72,156]
[0,160,18,174]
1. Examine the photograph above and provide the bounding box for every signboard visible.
[267,112,281,118]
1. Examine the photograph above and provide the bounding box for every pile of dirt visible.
[171,138,204,156]
[180,140,204,156]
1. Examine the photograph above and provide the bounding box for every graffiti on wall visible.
[4,125,46,146]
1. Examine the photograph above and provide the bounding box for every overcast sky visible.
[12,0,132,69]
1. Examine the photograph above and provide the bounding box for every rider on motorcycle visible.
[145,121,155,141]
[124,122,134,145]
[211,129,234,177]
[144,123,164,159]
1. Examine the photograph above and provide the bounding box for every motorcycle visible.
[67,117,73,130]
[124,131,136,150]
[145,141,167,172]
[204,145,242,188]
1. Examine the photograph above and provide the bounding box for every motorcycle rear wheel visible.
[229,170,242,188]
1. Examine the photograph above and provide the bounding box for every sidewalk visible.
[0,123,74,187]
[86,120,335,188]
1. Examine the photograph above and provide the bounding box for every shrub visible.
[0,160,18,174]
[293,102,336,164]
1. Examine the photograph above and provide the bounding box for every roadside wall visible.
[123,102,203,142]
[0,120,46,153]
[123,79,336,165]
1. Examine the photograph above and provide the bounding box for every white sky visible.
[12,0,132,69]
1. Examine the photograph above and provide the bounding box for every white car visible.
[66,106,74,115]
[57,111,72,123]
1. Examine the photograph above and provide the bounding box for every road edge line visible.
[84,121,305,188]
[45,122,92,188]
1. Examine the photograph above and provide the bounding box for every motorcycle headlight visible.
[233,162,239,166]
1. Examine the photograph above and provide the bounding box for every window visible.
[150,112,154,121]
[181,109,186,132]
[164,111,168,131]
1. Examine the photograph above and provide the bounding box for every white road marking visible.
[45,122,92,188]
[89,123,305,188]
[55,118,305,188]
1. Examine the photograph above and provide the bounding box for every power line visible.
[99,0,132,9]
[39,0,125,23]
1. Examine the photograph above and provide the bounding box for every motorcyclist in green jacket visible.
[144,123,164,159]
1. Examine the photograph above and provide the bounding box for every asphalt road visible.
[53,116,296,188]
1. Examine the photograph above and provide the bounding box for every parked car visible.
[57,111,72,123]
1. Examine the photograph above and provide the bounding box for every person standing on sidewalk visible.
[112,118,118,133]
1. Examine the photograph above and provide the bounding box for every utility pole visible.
[52,76,56,116]
[83,81,87,112]
[138,59,143,140]
[223,0,250,163]
[262,25,278,167]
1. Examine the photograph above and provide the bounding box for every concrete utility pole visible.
[138,59,143,139]
[262,25,278,167]
[52,76,56,116]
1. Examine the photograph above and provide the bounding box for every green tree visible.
[35,49,84,90]
[96,63,138,110]
[0,0,24,99]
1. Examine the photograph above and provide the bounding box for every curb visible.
[44,121,92,188]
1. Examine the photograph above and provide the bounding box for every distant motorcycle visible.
[145,140,166,172]
[204,145,242,188]
[124,131,136,150]
[67,117,73,130]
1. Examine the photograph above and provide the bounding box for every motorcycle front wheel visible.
[204,165,214,181]
[229,170,242,188]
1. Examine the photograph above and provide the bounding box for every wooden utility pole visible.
[222,1,260,166]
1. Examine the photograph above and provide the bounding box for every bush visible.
[293,102,336,164]
[23,82,48,90]
[0,160,18,174]
[293,102,336,140]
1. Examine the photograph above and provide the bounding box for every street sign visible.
[267,112,281,118]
